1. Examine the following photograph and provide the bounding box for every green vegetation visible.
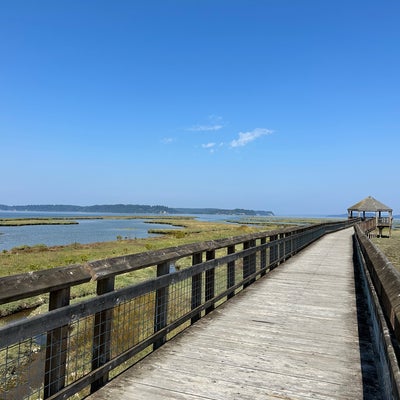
[0,218,78,226]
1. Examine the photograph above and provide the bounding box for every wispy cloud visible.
[202,142,216,149]
[230,128,273,148]
[201,142,224,153]
[202,142,217,153]
[188,124,223,132]
[161,137,174,144]
[187,115,226,132]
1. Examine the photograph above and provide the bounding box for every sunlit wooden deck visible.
[88,228,383,400]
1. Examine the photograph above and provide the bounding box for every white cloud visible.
[187,115,226,132]
[201,142,218,153]
[188,124,223,132]
[161,137,174,144]
[230,128,273,148]
[202,142,216,149]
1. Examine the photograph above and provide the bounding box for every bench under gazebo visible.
[348,196,393,237]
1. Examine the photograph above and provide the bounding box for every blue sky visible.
[1,0,399,215]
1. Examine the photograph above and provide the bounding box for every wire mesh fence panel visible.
[166,278,192,339]
[64,315,94,399]
[0,337,45,400]
[66,315,94,383]
[111,293,156,358]
[214,264,229,308]
[167,278,192,323]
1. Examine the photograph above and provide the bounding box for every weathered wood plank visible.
[0,264,90,304]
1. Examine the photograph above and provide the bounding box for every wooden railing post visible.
[250,239,257,282]
[243,239,256,288]
[279,233,285,261]
[191,252,203,324]
[227,245,236,299]
[243,240,250,288]
[260,237,267,277]
[44,288,71,399]
[205,250,216,314]
[154,262,170,350]
[91,277,115,393]
[285,232,292,259]
[269,234,278,269]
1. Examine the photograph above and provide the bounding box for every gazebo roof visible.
[348,196,392,212]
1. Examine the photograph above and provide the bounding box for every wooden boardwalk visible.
[88,228,382,400]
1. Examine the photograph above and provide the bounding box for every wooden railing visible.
[377,217,392,226]
[0,219,355,400]
[354,221,400,398]
[358,217,377,234]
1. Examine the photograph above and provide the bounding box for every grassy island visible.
[0,218,79,226]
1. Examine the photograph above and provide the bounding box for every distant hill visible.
[0,204,170,214]
[0,204,274,216]
[173,207,273,216]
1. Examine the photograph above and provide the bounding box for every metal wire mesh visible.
[112,293,156,357]
[168,278,192,323]
[66,315,94,384]
[1,336,44,399]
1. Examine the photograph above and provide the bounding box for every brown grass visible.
[371,228,400,272]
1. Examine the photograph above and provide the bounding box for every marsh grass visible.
[0,218,78,226]
[371,227,400,272]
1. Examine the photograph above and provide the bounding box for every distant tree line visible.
[173,207,274,216]
[0,204,274,216]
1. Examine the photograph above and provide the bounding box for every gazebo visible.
[348,196,393,237]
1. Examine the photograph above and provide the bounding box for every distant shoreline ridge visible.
[0,204,274,216]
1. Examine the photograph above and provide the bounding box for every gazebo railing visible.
[377,217,392,226]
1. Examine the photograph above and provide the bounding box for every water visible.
[0,211,182,251]
[0,211,241,251]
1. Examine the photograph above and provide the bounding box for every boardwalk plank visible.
[88,228,382,400]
